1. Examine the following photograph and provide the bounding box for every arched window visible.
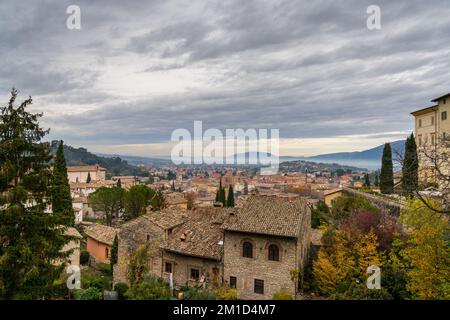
[268,244,279,261]
[242,241,253,258]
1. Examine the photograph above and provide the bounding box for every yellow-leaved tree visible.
[354,230,383,279]
[400,199,450,300]
[313,231,356,295]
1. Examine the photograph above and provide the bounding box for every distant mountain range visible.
[86,140,405,172]
[300,140,405,170]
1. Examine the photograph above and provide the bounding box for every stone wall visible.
[113,217,166,285]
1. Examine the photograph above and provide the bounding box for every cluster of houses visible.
[83,196,311,300]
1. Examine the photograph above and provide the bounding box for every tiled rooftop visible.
[222,196,309,238]
[84,223,118,245]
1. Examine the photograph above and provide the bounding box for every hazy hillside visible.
[279,160,366,173]
[49,141,149,177]
[303,140,406,170]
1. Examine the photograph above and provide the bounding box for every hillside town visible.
[0,1,449,308]
[1,91,447,301]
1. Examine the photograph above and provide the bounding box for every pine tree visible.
[380,143,394,194]
[402,133,418,196]
[227,185,235,207]
[0,89,72,299]
[86,172,91,183]
[52,140,74,225]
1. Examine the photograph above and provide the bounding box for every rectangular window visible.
[165,262,172,273]
[431,133,435,146]
[418,135,422,147]
[230,276,237,288]
[190,268,200,280]
[431,116,434,125]
[442,111,448,121]
[418,119,422,127]
[254,279,264,294]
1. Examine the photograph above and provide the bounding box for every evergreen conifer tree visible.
[402,133,419,196]
[380,143,394,194]
[364,173,371,187]
[110,235,118,273]
[227,185,235,207]
[52,140,74,225]
[0,89,72,299]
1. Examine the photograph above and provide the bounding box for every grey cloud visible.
[1,0,449,154]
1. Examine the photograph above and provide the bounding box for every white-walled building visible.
[67,165,106,183]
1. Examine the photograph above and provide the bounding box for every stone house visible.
[222,196,311,300]
[113,196,311,300]
[322,188,343,207]
[113,208,188,285]
[160,208,234,288]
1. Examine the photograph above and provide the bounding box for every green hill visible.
[50,141,148,178]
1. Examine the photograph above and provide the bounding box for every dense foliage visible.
[310,194,449,300]
[0,89,72,299]
[402,133,418,196]
[126,274,171,300]
[51,140,74,225]
[380,143,394,194]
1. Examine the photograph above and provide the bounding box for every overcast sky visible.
[1,0,449,157]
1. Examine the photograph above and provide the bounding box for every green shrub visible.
[80,250,90,265]
[215,286,238,300]
[97,262,112,276]
[272,290,293,300]
[114,282,129,300]
[74,287,102,300]
[126,274,171,300]
[90,277,109,291]
[183,285,216,300]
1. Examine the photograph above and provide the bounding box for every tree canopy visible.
[0,89,72,299]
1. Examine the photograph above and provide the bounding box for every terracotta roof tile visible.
[84,223,118,245]
[162,208,233,260]
[222,196,309,238]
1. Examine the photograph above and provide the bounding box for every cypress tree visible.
[0,89,72,299]
[374,173,379,187]
[364,173,371,187]
[215,190,219,202]
[117,178,122,188]
[52,140,74,225]
[380,143,394,194]
[86,172,91,183]
[402,133,418,196]
[110,235,118,273]
[227,185,235,207]
[220,187,226,207]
